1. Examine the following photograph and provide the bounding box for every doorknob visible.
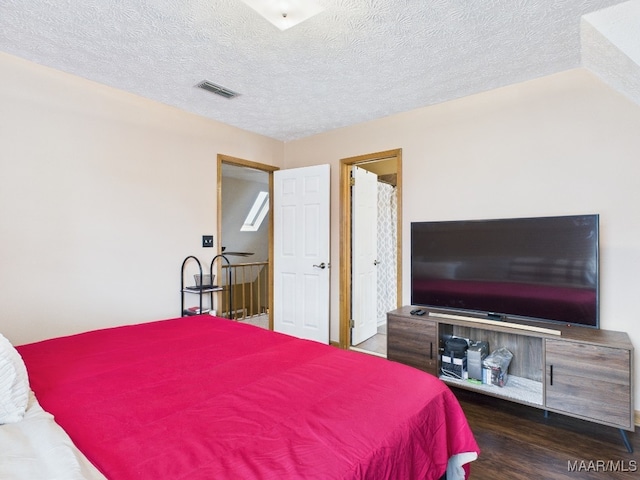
[373,260,381,266]
[313,262,327,269]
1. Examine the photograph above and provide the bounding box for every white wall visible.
[0,52,283,345]
[2,52,639,411]
[284,68,640,407]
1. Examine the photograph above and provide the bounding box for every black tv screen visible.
[411,214,599,328]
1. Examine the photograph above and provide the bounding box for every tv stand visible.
[387,306,635,452]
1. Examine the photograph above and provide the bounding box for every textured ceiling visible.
[581,1,640,105]
[1,0,638,141]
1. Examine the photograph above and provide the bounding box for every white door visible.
[273,164,330,343]
[351,166,379,345]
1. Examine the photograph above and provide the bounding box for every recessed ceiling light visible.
[239,0,324,31]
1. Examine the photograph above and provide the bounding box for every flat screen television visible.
[411,214,599,328]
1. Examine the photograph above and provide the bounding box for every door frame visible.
[217,154,279,329]
[339,149,403,349]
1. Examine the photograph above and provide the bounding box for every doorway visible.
[339,149,402,354]
[217,154,278,329]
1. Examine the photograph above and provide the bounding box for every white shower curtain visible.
[376,182,397,325]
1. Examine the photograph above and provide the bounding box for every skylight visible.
[241,191,269,232]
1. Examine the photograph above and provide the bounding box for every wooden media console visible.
[387,306,635,452]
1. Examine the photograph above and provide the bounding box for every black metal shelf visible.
[180,255,233,318]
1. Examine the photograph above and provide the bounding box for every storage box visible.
[441,354,467,380]
[482,347,513,387]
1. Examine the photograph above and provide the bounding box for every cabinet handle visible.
[430,342,433,360]
[549,365,553,386]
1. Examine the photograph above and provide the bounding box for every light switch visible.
[202,235,214,248]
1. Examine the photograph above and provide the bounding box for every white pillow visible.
[0,333,30,424]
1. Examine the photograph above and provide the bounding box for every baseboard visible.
[349,346,387,358]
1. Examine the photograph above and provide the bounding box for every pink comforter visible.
[18,315,479,479]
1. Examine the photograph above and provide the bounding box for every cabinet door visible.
[545,339,632,429]
[387,314,437,376]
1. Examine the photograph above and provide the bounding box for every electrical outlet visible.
[202,235,214,248]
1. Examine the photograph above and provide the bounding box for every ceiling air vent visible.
[196,80,240,99]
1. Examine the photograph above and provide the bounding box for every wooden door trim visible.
[339,149,402,349]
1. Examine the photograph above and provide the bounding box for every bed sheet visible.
[17,315,479,479]
[0,391,107,480]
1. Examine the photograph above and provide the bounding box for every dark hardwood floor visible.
[453,388,639,479]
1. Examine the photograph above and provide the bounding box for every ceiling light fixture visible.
[239,0,324,31]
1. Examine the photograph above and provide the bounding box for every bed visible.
[4,315,479,479]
